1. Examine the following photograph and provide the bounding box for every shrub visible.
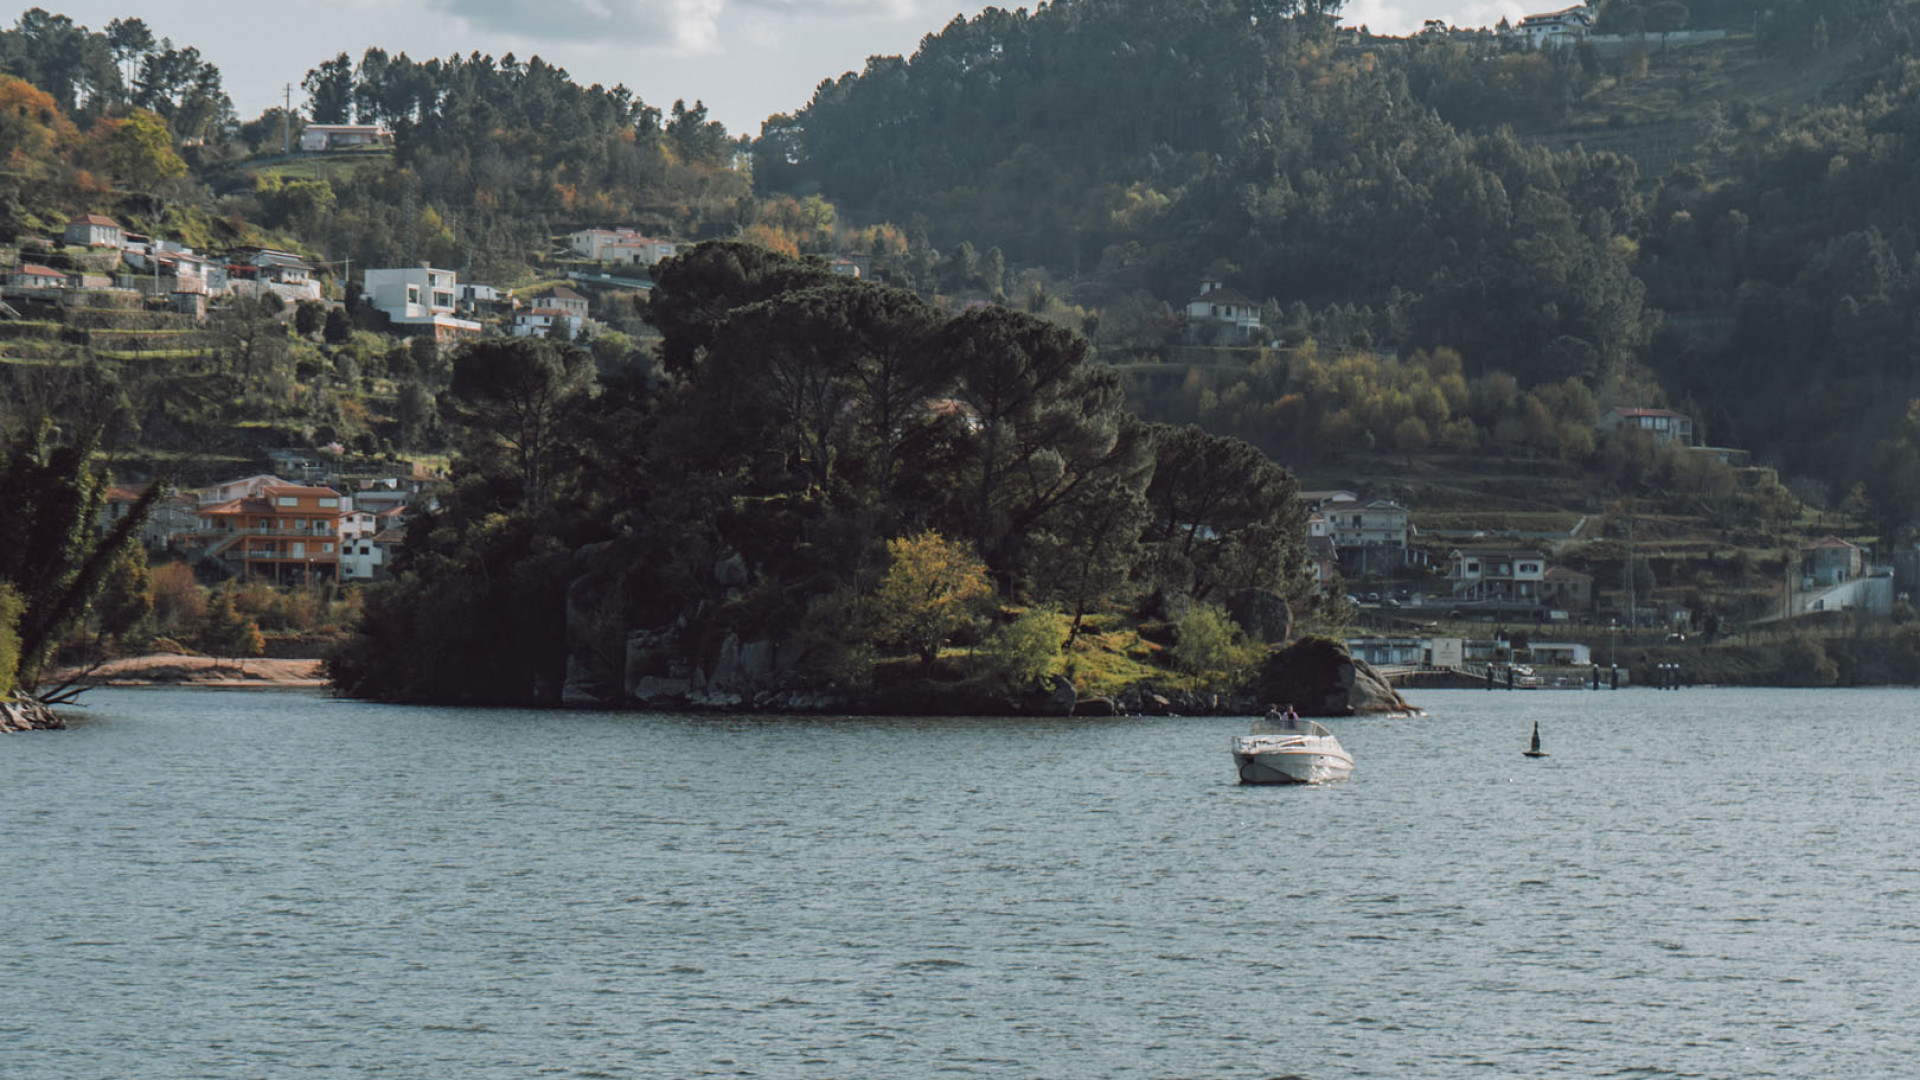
[975,609,1065,689]
[1173,603,1263,687]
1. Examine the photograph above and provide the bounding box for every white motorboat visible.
[1232,716,1353,784]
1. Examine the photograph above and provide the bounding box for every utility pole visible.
[283,84,292,156]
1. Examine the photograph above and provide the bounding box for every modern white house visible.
[362,265,483,342]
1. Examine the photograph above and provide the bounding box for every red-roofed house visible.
[5,264,68,289]
[64,214,123,248]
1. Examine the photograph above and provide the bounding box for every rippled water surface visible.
[6,686,1920,1078]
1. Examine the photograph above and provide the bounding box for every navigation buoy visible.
[1523,720,1548,758]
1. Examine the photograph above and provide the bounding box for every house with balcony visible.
[1320,497,1418,576]
[1508,4,1595,48]
[1184,280,1263,341]
[1448,546,1549,603]
[192,484,345,584]
[363,265,483,342]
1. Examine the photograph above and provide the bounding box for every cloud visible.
[430,0,919,53]
[429,0,726,51]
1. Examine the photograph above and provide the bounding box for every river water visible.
[4,686,1919,1078]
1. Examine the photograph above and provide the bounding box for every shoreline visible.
[44,655,329,690]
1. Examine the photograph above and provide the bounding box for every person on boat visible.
[1265,704,1282,723]
[1283,704,1299,721]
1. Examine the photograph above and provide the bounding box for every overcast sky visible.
[45,0,1530,136]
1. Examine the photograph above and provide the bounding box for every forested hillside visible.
[756,0,1920,535]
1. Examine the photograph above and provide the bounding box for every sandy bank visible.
[47,655,329,689]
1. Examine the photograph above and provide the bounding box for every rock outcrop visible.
[1251,635,1415,716]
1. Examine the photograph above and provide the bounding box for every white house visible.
[1185,280,1263,338]
[362,265,483,342]
[339,509,378,541]
[1510,5,1595,47]
[511,307,587,340]
[196,474,293,505]
[546,287,589,318]
[1323,498,1411,551]
[1598,406,1695,447]
[570,228,676,266]
[339,532,404,580]
[5,263,69,289]
[63,214,123,248]
[300,124,392,152]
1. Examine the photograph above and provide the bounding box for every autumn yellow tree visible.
[871,531,994,667]
[84,109,185,192]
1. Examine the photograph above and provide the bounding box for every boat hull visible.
[1235,749,1354,784]
[1232,730,1354,784]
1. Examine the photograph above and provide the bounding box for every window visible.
[433,290,454,309]
[275,496,297,507]
[319,498,338,508]
[407,285,420,305]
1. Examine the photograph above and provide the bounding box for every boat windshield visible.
[1251,716,1332,738]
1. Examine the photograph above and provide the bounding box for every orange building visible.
[195,485,344,584]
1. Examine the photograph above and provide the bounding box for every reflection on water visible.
[3,686,1918,1078]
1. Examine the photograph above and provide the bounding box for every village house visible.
[1506,4,1595,47]
[362,265,483,342]
[1184,280,1263,340]
[511,307,587,340]
[1598,406,1695,447]
[63,214,123,248]
[340,532,405,581]
[299,124,392,152]
[569,228,676,267]
[4,263,68,290]
[191,484,345,584]
[197,474,293,505]
[1539,565,1594,613]
[546,287,590,319]
[234,249,322,302]
[1448,546,1549,603]
[1803,535,1865,586]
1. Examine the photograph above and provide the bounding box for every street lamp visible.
[1609,618,1617,668]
